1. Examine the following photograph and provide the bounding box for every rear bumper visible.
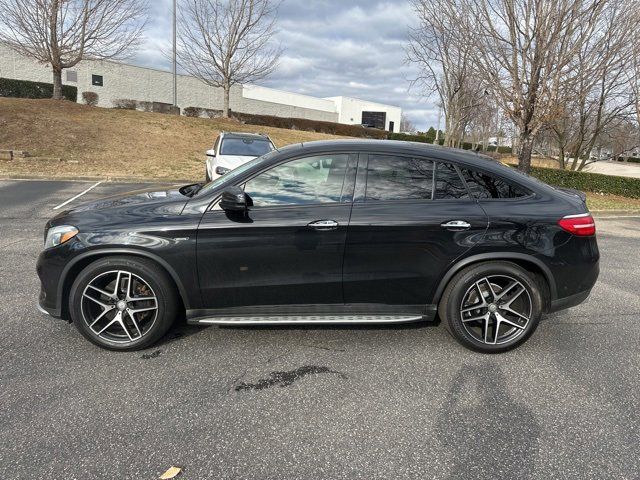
[546,255,599,313]
[548,288,592,313]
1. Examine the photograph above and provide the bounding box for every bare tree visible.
[624,13,640,159]
[399,113,417,134]
[177,0,282,118]
[467,97,501,151]
[407,0,486,148]
[443,0,609,172]
[554,0,636,171]
[0,0,148,100]
[597,117,639,162]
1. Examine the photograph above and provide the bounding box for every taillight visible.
[558,213,596,236]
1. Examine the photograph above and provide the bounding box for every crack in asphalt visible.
[297,343,347,352]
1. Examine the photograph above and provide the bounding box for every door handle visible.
[308,219,339,231]
[441,220,471,230]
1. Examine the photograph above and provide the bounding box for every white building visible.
[326,96,402,133]
[0,44,401,132]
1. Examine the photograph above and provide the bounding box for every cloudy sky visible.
[132,0,438,130]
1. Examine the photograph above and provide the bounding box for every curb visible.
[592,211,640,218]
[0,174,195,184]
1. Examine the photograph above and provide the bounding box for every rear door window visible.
[364,155,472,201]
[434,162,469,199]
[364,155,434,201]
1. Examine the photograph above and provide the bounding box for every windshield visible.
[195,151,276,196]
[220,138,273,156]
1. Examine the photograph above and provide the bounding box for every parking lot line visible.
[53,181,102,210]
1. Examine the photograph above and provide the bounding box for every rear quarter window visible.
[459,168,529,199]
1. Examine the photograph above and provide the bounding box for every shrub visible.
[233,112,388,139]
[183,106,203,117]
[112,98,137,110]
[137,101,153,112]
[204,108,222,119]
[82,91,98,106]
[0,77,77,102]
[151,102,180,115]
[526,166,640,199]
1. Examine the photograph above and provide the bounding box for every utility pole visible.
[172,0,177,107]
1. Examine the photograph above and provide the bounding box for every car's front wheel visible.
[439,261,543,353]
[69,256,178,350]
[205,166,211,182]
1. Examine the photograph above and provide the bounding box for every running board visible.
[188,314,426,326]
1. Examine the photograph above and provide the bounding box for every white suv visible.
[205,132,276,181]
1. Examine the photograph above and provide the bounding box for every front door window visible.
[244,154,352,207]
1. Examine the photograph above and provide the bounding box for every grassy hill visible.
[0,98,343,181]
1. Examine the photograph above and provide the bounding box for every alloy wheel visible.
[459,275,532,345]
[80,270,158,344]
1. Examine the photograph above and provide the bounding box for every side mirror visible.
[206,149,216,158]
[220,186,248,212]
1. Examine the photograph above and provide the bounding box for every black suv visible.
[37,140,599,353]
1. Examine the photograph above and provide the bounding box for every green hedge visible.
[0,77,77,102]
[487,145,513,154]
[527,166,640,199]
[615,157,640,164]
[387,133,513,153]
[388,132,439,143]
[234,111,388,139]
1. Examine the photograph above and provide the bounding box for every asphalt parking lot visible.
[0,179,638,479]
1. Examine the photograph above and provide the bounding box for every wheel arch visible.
[432,253,556,309]
[58,248,190,320]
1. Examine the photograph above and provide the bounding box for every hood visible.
[216,155,258,170]
[49,185,190,228]
[68,185,188,212]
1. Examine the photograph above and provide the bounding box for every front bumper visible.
[37,301,52,316]
[36,241,76,319]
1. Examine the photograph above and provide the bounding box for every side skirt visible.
[186,304,437,326]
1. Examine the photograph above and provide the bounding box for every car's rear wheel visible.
[439,261,543,353]
[69,256,178,351]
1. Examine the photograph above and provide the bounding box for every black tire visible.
[205,167,211,182]
[438,261,543,353]
[69,256,178,351]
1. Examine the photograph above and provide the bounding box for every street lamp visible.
[435,103,442,144]
[172,0,177,107]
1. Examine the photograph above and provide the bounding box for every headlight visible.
[215,166,230,175]
[44,225,79,249]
